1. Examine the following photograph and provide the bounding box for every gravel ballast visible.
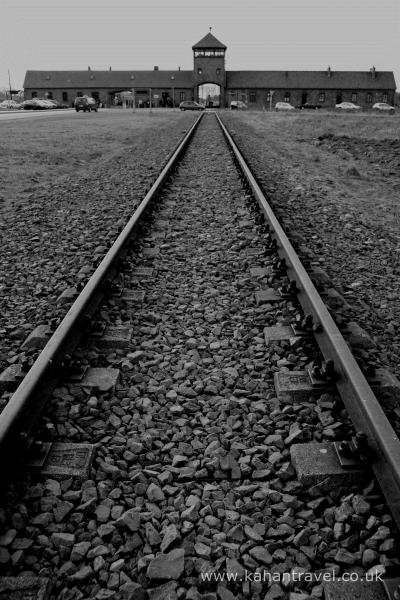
[0,111,196,391]
[0,114,398,600]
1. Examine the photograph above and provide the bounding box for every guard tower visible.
[192,31,227,107]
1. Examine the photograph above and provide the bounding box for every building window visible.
[216,68,221,76]
[351,92,357,103]
[319,92,325,103]
[197,68,202,75]
[47,91,53,99]
[383,93,388,102]
[180,91,185,101]
[266,92,272,102]
[367,93,373,104]
[62,92,68,102]
[77,91,83,97]
[249,91,256,103]
[284,92,291,102]
[32,91,37,98]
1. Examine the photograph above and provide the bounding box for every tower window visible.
[198,68,202,75]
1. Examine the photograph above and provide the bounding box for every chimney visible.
[88,66,91,71]
[154,66,159,71]
[178,66,181,71]
[370,66,376,78]
[109,66,112,71]
[327,66,332,77]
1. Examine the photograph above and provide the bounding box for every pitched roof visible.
[227,70,396,90]
[192,32,227,50]
[23,70,193,89]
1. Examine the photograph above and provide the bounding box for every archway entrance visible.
[198,83,221,108]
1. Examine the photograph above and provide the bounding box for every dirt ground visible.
[0,109,193,210]
[222,110,400,380]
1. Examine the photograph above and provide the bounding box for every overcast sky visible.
[1,0,399,91]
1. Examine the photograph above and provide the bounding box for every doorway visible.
[198,83,221,108]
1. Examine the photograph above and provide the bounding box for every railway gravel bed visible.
[0,113,195,384]
[0,115,398,599]
[221,114,400,389]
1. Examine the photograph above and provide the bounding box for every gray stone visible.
[132,267,155,279]
[161,524,180,552]
[148,581,178,600]
[51,532,75,548]
[114,509,141,532]
[248,546,273,565]
[0,576,52,599]
[250,267,271,278]
[81,367,119,392]
[90,326,133,349]
[147,548,185,580]
[121,290,146,303]
[324,580,387,600]
[264,326,294,344]
[255,289,281,305]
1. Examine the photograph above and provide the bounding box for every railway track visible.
[0,112,399,600]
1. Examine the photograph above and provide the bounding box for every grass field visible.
[224,110,400,229]
[0,109,195,209]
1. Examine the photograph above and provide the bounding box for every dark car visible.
[179,101,205,111]
[296,103,322,110]
[74,96,98,112]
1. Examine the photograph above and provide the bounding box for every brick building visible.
[23,32,396,109]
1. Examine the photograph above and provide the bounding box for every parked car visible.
[275,102,295,111]
[22,98,53,110]
[230,100,247,110]
[179,101,205,111]
[372,102,395,113]
[0,100,21,109]
[74,96,98,112]
[335,102,361,110]
[296,102,322,110]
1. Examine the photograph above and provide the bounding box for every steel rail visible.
[0,113,203,457]
[217,113,400,529]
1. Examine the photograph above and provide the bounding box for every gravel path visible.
[0,115,398,599]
